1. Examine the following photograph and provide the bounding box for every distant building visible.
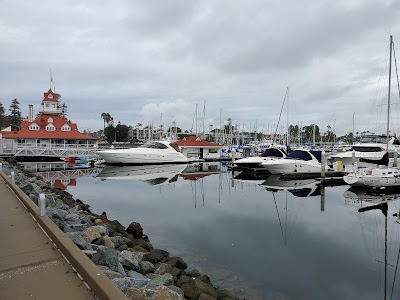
[1,88,97,147]
[173,136,223,160]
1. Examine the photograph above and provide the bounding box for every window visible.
[47,117,53,123]
[48,94,53,99]
[29,123,39,131]
[61,124,71,131]
[209,148,218,153]
[45,103,50,108]
[46,124,56,131]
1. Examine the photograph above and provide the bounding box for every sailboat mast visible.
[387,35,393,152]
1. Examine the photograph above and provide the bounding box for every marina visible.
[14,160,400,300]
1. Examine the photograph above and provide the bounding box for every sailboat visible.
[344,35,400,188]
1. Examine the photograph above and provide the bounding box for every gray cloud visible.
[1,0,400,135]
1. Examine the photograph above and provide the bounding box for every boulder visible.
[126,222,143,238]
[102,269,124,280]
[181,278,217,300]
[104,219,126,235]
[66,232,91,250]
[91,246,119,272]
[65,214,82,225]
[145,273,174,288]
[216,289,240,300]
[100,235,115,248]
[83,227,102,242]
[151,286,185,300]
[92,225,109,236]
[176,275,190,288]
[165,257,188,270]
[126,287,147,300]
[82,250,97,259]
[198,294,217,300]
[143,249,169,264]
[119,250,140,271]
[110,236,133,249]
[139,261,155,275]
[155,263,174,276]
[112,275,150,292]
[63,222,89,233]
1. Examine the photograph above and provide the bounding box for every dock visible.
[0,171,128,300]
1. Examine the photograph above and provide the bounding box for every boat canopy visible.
[261,148,286,158]
[286,150,313,161]
[139,141,169,149]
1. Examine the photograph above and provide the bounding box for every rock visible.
[165,257,188,270]
[198,294,217,300]
[151,286,185,300]
[90,244,99,251]
[100,235,115,248]
[132,246,148,253]
[217,289,240,300]
[117,244,128,251]
[118,262,127,277]
[155,263,174,276]
[136,239,153,251]
[143,249,169,264]
[126,287,147,300]
[102,269,124,280]
[91,246,119,272]
[126,222,143,238]
[82,250,97,259]
[92,225,109,236]
[94,218,105,225]
[176,275,190,287]
[112,276,150,292]
[66,232,91,250]
[171,267,182,282]
[65,214,82,225]
[146,273,174,288]
[110,236,133,249]
[63,222,89,233]
[83,227,102,242]
[46,207,68,227]
[53,198,70,210]
[139,261,155,275]
[181,278,217,300]
[186,269,201,278]
[104,219,126,235]
[119,250,140,271]
[68,205,81,214]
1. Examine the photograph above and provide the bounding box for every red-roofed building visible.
[1,88,97,148]
[173,136,223,160]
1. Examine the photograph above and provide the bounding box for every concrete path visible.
[0,177,97,300]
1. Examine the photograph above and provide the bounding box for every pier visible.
[0,140,98,158]
[0,169,128,300]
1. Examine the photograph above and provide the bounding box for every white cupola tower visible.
[42,88,61,114]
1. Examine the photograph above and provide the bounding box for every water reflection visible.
[19,162,100,190]
[344,186,400,300]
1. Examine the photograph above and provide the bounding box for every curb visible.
[0,171,129,300]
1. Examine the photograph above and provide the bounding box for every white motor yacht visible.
[97,141,188,165]
[261,149,329,174]
[234,148,287,170]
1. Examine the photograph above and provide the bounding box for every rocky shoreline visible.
[1,159,243,300]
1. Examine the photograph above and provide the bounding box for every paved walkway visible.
[0,177,97,300]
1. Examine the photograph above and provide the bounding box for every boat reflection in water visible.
[97,164,189,185]
[344,186,400,300]
[261,175,321,197]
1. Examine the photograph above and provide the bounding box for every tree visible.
[0,101,4,130]
[101,113,113,130]
[59,101,68,117]
[9,99,21,131]
[104,125,115,142]
[115,123,129,142]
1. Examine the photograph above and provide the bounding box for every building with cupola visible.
[1,88,98,148]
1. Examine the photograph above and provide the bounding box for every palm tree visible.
[101,113,113,130]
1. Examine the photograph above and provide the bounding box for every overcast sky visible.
[1,0,400,136]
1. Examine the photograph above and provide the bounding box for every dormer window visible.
[46,124,56,131]
[29,123,40,131]
[47,117,53,123]
[48,94,53,99]
[61,124,71,131]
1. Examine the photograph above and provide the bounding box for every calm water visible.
[32,162,400,300]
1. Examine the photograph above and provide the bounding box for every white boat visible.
[343,186,400,203]
[329,136,399,168]
[343,166,400,187]
[233,148,287,170]
[97,140,188,165]
[343,36,400,188]
[260,149,329,174]
[96,163,188,185]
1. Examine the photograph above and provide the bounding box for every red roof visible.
[173,136,222,147]
[2,114,97,140]
[43,88,58,103]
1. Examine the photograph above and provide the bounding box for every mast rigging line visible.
[273,87,289,143]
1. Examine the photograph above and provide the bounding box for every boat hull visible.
[261,159,323,175]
